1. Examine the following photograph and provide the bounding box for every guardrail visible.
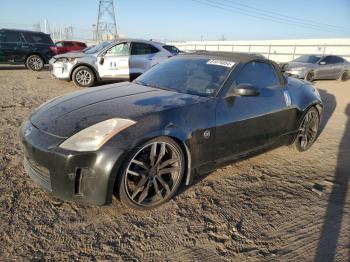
[172,43,350,62]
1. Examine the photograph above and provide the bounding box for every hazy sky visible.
[0,0,349,41]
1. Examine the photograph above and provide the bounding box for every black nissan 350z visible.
[20,52,323,209]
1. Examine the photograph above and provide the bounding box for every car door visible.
[330,56,345,79]
[215,61,293,159]
[315,56,334,79]
[97,42,130,80]
[129,42,161,77]
[0,31,26,63]
[0,31,6,63]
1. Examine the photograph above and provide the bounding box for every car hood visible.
[54,52,88,59]
[30,82,200,138]
[285,62,313,70]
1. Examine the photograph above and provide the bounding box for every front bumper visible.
[49,58,74,80]
[20,120,126,205]
[284,69,308,79]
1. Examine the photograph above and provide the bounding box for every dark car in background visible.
[53,41,87,55]
[21,52,322,209]
[0,28,56,71]
[282,54,350,82]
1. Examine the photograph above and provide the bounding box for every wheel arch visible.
[292,102,323,144]
[25,52,46,64]
[70,63,100,81]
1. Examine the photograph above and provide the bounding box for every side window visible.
[3,31,22,43]
[63,42,74,47]
[105,43,129,56]
[332,56,345,63]
[0,31,5,42]
[236,61,279,88]
[77,42,87,48]
[22,33,53,44]
[131,42,159,55]
[321,56,333,64]
[56,42,64,47]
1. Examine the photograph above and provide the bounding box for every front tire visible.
[293,107,320,152]
[117,137,185,210]
[305,71,315,82]
[72,66,96,87]
[26,55,44,71]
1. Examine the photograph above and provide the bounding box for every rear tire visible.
[26,55,44,71]
[339,70,349,82]
[116,136,185,210]
[293,107,320,152]
[72,66,95,87]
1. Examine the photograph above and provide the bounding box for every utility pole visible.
[96,0,118,41]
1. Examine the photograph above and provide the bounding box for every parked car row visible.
[49,39,179,87]
[1,28,348,85]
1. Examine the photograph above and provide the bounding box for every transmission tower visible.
[96,0,118,41]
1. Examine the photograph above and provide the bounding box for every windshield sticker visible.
[206,88,215,94]
[207,59,235,67]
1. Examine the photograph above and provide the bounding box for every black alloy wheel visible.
[118,137,185,209]
[294,107,320,152]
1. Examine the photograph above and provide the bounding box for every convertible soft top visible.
[179,50,265,63]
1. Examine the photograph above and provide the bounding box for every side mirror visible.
[226,83,260,97]
[99,57,104,65]
[319,61,326,65]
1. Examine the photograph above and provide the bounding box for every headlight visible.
[59,118,136,152]
[56,57,75,63]
[290,67,305,71]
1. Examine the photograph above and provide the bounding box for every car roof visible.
[108,38,166,46]
[178,51,266,63]
[56,40,85,43]
[0,28,49,35]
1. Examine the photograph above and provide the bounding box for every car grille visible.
[23,157,52,192]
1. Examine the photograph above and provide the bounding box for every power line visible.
[219,0,350,32]
[202,0,348,34]
[192,0,350,35]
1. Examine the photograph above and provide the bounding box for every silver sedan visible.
[283,55,350,82]
[49,39,178,87]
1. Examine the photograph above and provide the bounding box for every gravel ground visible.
[0,66,349,261]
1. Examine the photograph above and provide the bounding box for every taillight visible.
[49,46,57,55]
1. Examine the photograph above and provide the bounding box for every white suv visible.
[49,39,177,87]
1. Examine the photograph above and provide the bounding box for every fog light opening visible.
[74,168,83,195]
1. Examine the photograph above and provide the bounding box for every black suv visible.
[0,29,56,71]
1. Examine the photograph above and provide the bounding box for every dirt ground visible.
[0,66,349,262]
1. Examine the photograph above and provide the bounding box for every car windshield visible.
[84,41,112,54]
[293,55,322,63]
[134,57,235,96]
[163,45,180,55]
